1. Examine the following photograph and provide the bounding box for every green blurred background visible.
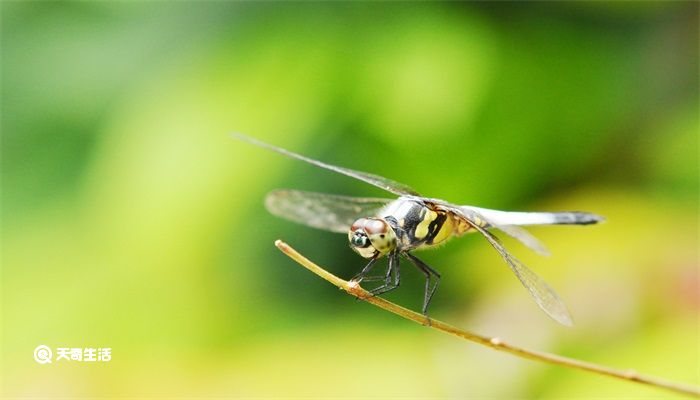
[2,2,698,398]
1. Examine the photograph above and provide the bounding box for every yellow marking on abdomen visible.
[447,214,472,236]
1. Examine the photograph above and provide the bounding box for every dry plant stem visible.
[274,240,700,398]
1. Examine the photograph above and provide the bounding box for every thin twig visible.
[275,239,700,398]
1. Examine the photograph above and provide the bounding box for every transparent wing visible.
[233,133,420,196]
[486,223,550,256]
[447,205,573,326]
[265,189,392,233]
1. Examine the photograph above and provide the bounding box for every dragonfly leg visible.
[351,258,379,282]
[404,252,441,316]
[369,252,401,296]
[356,256,394,283]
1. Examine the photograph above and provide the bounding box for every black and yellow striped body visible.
[381,198,470,251]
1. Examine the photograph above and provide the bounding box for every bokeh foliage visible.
[2,2,698,398]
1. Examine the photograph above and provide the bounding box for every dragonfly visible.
[234,133,603,326]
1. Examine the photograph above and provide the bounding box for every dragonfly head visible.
[348,217,397,259]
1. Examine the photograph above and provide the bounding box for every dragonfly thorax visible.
[348,217,398,258]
